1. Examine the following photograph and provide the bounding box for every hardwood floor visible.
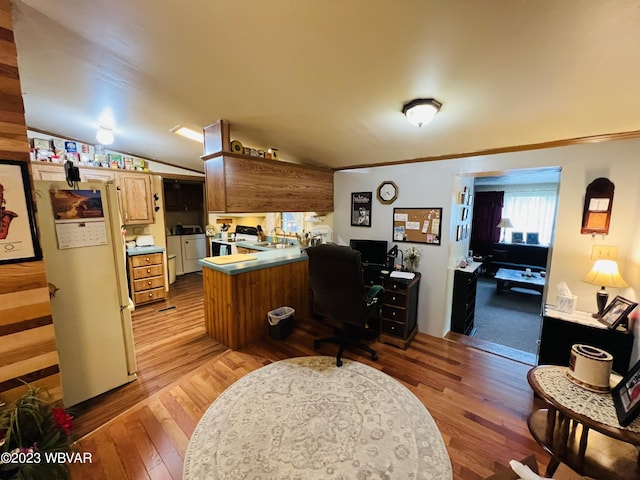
[71,273,227,437]
[70,273,551,479]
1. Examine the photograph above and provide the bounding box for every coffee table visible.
[495,267,545,294]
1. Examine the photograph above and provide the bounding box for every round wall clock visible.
[377,181,398,204]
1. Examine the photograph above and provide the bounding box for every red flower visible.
[51,407,73,435]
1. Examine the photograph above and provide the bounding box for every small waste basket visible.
[268,306,295,340]
[168,254,177,284]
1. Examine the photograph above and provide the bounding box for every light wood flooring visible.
[70,273,551,479]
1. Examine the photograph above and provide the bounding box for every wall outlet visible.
[591,245,618,260]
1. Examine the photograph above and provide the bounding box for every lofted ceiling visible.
[11,0,640,174]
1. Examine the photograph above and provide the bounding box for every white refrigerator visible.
[34,180,137,407]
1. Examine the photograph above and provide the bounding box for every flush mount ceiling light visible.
[402,98,442,127]
[96,127,114,145]
[170,125,204,143]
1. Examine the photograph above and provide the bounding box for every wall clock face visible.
[377,181,398,204]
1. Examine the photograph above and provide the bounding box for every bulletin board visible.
[392,208,442,245]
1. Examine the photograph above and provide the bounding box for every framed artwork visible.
[0,160,42,264]
[613,358,640,427]
[526,232,539,244]
[596,295,638,330]
[351,192,372,227]
[392,207,442,245]
[511,231,524,243]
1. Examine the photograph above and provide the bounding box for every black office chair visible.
[306,243,383,367]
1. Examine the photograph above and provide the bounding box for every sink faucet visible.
[271,227,286,243]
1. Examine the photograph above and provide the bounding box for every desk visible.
[527,366,640,479]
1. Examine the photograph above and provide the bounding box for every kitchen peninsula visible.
[199,245,310,349]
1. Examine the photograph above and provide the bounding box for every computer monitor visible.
[349,239,388,267]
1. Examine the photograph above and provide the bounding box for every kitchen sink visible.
[253,242,294,249]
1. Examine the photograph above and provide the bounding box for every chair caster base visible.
[336,358,343,367]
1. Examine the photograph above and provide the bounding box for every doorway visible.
[467,167,561,362]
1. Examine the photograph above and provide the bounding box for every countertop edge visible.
[199,252,307,275]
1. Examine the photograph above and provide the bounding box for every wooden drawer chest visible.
[378,273,420,349]
[128,252,166,305]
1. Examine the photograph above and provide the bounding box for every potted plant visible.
[405,246,421,272]
[0,385,74,479]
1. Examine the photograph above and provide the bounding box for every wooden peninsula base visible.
[202,257,309,349]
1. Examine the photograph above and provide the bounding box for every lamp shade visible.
[581,259,629,288]
[496,218,513,229]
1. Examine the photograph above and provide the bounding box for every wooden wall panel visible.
[0,0,61,403]
[203,154,334,213]
[203,259,310,349]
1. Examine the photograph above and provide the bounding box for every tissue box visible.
[557,295,577,314]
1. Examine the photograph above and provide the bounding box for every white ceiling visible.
[11,0,640,174]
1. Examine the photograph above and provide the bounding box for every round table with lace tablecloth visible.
[527,365,640,480]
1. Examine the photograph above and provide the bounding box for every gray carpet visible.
[473,276,543,354]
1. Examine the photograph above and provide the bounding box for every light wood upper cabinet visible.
[117,172,154,225]
[204,154,333,213]
[31,162,68,181]
[31,163,155,224]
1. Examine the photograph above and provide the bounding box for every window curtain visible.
[502,189,557,245]
[470,191,504,255]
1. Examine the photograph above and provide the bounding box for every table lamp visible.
[496,218,513,243]
[581,259,628,317]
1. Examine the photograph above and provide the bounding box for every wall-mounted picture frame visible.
[0,160,42,265]
[596,295,638,330]
[392,207,442,245]
[351,191,372,227]
[612,358,640,427]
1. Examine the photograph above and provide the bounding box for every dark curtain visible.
[470,191,504,255]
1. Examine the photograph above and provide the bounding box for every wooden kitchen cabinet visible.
[379,273,420,349]
[31,163,155,225]
[203,154,333,213]
[117,172,154,225]
[30,162,68,181]
[128,253,166,305]
[163,180,203,211]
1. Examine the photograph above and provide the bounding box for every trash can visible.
[268,306,295,340]
[168,254,177,284]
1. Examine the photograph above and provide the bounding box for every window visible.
[281,212,304,233]
[502,189,557,245]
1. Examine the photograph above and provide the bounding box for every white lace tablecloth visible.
[533,366,640,433]
[184,356,452,479]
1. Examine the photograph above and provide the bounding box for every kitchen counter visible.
[199,245,306,275]
[126,246,166,256]
[201,244,309,349]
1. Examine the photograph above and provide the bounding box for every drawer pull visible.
[392,296,397,301]
[148,281,152,285]
[148,293,153,297]
[147,269,151,273]
[392,312,396,316]
[146,257,150,261]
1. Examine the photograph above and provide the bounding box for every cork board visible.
[392,208,442,245]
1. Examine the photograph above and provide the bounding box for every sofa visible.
[487,242,549,275]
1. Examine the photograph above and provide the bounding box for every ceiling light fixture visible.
[170,125,204,143]
[402,98,442,127]
[96,127,114,145]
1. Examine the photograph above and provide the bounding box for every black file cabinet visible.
[451,264,481,335]
[379,273,420,349]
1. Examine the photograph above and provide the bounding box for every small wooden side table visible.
[527,366,640,479]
